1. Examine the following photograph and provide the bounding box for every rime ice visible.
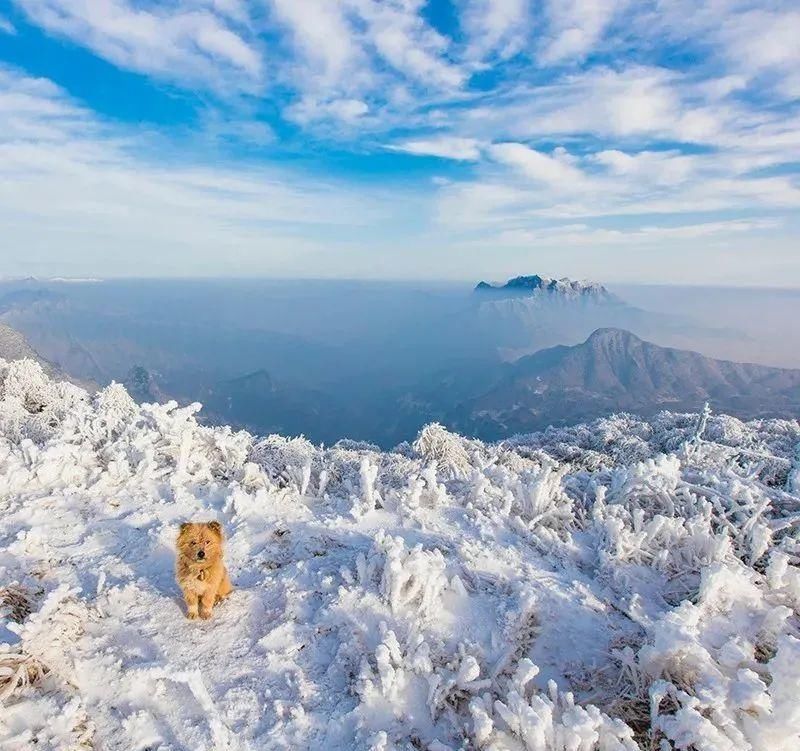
[0,358,799,750]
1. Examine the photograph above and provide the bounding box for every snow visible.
[475,275,615,302]
[0,358,799,750]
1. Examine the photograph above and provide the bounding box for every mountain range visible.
[198,369,349,442]
[470,274,736,361]
[0,276,796,446]
[449,328,800,439]
[475,274,618,302]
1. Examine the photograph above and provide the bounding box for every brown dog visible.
[176,521,233,620]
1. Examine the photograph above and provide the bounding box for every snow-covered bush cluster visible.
[505,410,800,486]
[0,358,798,750]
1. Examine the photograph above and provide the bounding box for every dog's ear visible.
[206,520,223,538]
[179,522,191,534]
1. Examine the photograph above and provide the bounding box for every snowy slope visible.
[1,358,799,751]
[0,321,96,394]
[0,322,70,384]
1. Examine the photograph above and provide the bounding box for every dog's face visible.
[177,521,224,564]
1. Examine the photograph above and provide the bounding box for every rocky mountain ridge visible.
[453,327,800,438]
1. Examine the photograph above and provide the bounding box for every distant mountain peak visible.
[474,275,617,302]
[455,328,800,439]
[586,327,642,345]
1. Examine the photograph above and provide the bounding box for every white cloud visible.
[391,136,482,161]
[458,0,529,61]
[10,0,800,149]
[488,142,588,189]
[0,14,16,34]
[592,149,695,186]
[4,0,800,283]
[358,0,464,89]
[197,110,275,146]
[717,9,800,97]
[270,0,359,87]
[287,97,370,126]
[538,0,624,64]
[436,66,725,147]
[627,1,800,100]
[0,66,404,276]
[432,138,800,232]
[269,0,463,128]
[13,0,263,90]
[210,0,250,24]
[491,218,782,248]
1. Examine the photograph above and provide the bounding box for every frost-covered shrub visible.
[785,442,800,494]
[469,659,639,750]
[1,585,86,704]
[505,413,655,469]
[0,359,58,415]
[333,438,382,453]
[504,410,800,485]
[308,444,421,506]
[322,444,378,500]
[0,366,253,496]
[477,459,573,536]
[1,359,798,751]
[357,531,449,619]
[83,382,138,444]
[0,359,89,444]
[593,495,731,579]
[355,456,381,516]
[510,462,571,525]
[413,423,476,479]
[354,629,492,744]
[371,451,424,494]
[608,562,800,751]
[0,695,95,750]
[101,400,251,485]
[0,650,47,704]
[355,627,437,724]
[249,433,317,490]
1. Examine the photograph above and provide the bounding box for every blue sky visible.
[0,0,798,284]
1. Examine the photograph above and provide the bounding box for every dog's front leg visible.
[199,589,215,620]
[184,589,199,619]
[217,569,233,600]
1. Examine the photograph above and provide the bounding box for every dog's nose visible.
[197,550,205,560]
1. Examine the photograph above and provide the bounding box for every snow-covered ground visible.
[1,358,799,750]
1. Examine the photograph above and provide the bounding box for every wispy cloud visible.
[488,143,589,190]
[634,2,800,96]
[0,14,16,34]
[491,218,783,248]
[10,0,800,139]
[2,0,799,282]
[717,8,800,97]
[439,66,734,145]
[0,66,408,276]
[268,0,465,128]
[13,0,263,91]
[390,136,482,161]
[433,141,800,231]
[537,0,624,64]
[458,0,529,61]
